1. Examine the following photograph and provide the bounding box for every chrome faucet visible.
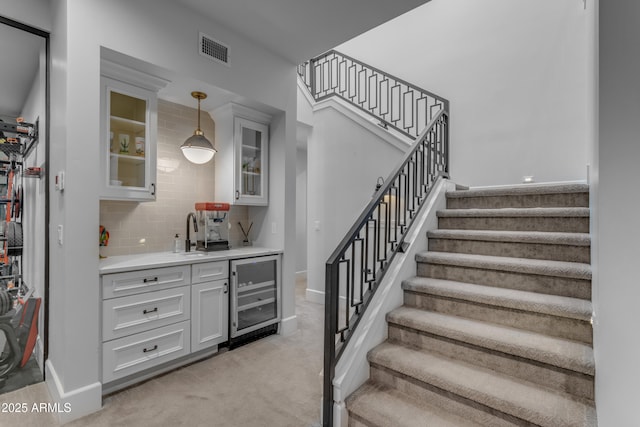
[185,212,198,252]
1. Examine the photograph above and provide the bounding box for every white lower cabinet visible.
[191,280,229,352]
[101,260,230,389]
[103,285,191,341]
[102,321,190,383]
[102,265,190,299]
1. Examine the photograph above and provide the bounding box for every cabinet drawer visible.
[191,261,228,284]
[102,320,190,383]
[102,265,190,299]
[103,285,191,341]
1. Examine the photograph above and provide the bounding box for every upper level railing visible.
[297,50,448,139]
[322,109,449,426]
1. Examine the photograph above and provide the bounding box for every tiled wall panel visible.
[100,99,248,256]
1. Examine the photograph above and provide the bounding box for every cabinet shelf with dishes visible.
[213,103,271,206]
[241,144,260,151]
[109,152,146,163]
[100,59,169,201]
[110,115,145,129]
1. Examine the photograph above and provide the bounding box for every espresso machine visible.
[195,202,230,251]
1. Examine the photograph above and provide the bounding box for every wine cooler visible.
[229,254,280,346]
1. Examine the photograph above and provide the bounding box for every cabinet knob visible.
[143,277,158,283]
[151,183,156,196]
[223,283,228,294]
[143,307,158,315]
[235,190,240,200]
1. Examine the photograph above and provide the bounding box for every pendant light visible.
[181,91,216,164]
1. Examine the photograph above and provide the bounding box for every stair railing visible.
[297,50,447,139]
[322,107,449,426]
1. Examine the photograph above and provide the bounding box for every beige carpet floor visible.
[0,276,324,427]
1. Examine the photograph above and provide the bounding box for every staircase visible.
[346,183,596,427]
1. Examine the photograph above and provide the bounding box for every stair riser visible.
[417,263,591,299]
[369,365,527,427]
[386,325,594,402]
[428,238,590,263]
[438,217,589,233]
[446,193,589,209]
[403,291,593,344]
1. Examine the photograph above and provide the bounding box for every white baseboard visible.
[306,288,325,305]
[469,179,588,190]
[280,315,298,336]
[45,360,102,424]
[35,335,44,376]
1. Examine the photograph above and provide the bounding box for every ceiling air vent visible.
[199,32,229,66]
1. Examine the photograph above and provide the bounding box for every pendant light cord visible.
[197,97,201,133]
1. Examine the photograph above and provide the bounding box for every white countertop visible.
[99,247,282,275]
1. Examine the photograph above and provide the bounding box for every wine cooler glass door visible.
[231,255,280,338]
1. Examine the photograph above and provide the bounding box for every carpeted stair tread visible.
[437,207,590,218]
[347,381,483,427]
[446,183,589,199]
[387,307,594,375]
[402,276,593,321]
[369,342,597,427]
[427,229,591,246]
[417,251,592,280]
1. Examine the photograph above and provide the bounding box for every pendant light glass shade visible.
[181,91,216,164]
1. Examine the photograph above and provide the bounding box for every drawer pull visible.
[142,344,158,353]
[143,307,158,315]
[143,277,159,283]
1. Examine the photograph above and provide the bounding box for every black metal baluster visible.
[355,237,364,311]
[308,51,449,425]
[350,243,358,315]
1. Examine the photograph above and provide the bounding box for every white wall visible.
[0,0,51,31]
[306,106,405,301]
[296,147,307,273]
[338,0,592,187]
[246,107,298,335]
[20,40,47,372]
[594,1,640,425]
[46,0,298,421]
[46,1,101,420]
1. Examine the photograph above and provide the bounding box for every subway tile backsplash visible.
[100,99,248,256]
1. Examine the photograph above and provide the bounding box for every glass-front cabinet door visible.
[234,117,268,206]
[100,76,157,201]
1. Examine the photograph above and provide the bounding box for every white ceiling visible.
[0,22,43,117]
[174,0,430,63]
[1,0,429,116]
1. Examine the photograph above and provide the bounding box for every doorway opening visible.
[0,14,49,395]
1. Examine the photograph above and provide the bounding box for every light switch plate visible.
[55,171,65,191]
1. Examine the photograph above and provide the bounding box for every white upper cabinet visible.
[100,60,168,201]
[213,103,271,206]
